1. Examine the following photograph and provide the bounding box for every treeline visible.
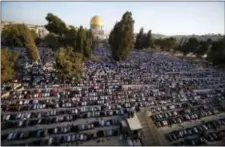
[1,13,94,82]
[135,28,154,50]
[152,36,225,65]
[43,13,93,59]
[108,21,178,61]
[207,37,225,65]
[132,26,225,65]
[108,12,176,61]
[176,37,225,65]
[154,37,178,52]
[134,27,178,51]
[2,11,224,83]
[43,13,94,80]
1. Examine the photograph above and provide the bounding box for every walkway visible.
[136,110,167,146]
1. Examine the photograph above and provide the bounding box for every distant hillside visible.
[171,34,224,42]
[152,33,167,39]
[149,33,224,42]
[133,33,167,39]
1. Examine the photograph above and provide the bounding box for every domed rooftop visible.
[90,16,103,26]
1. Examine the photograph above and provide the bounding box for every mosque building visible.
[90,16,105,40]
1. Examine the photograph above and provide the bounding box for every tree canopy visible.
[135,28,154,50]
[1,24,40,61]
[43,34,60,50]
[154,37,178,51]
[43,13,94,79]
[176,37,214,57]
[44,13,68,36]
[146,30,154,48]
[44,13,93,59]
[194,41,209,57]
[177,37,199,55]
[134,27,177,51]
[109,11,134,61]
[135,27,145,49]
[1,48,19,83]
[175,36,225,65]
[207,37,225,65]
[55,47,84,80]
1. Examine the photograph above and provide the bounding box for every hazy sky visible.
[2,2,224,35]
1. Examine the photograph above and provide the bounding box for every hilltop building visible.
[90,16,105,40]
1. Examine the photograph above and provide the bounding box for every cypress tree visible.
[146,30,153,48]
[135,27,144,49]
[109,11,134,61]
[76,26,85,54]
[84,29,92,58]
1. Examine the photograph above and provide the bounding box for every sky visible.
[2,2,225,36]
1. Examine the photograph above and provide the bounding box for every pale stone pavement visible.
[136,110,169,146]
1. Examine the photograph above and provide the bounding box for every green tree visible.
[83,29,93,58]
[188,37,199,52]
[167,37,178,51]
[1,48,19,83]
[76,26,85,54]
[109,22,120,60]
[64,27,77,49]
[2,26,23,47]
[109,11,134,61]
[44,13,93,59]
[1,24,40,61]
[207,37,225,65]
[154,38,166,50]
[135,27,144,49]
[154,37,177,52]
[43,34,60,50]
[206,38,212,45]
[194,41,209,57]
[44,13,68,36]
[179,37,199,55]
[55,47,84,80]
[44,13,94,82]
[176,38,188,53]
[146,30,154,48]
[134,28,153,50]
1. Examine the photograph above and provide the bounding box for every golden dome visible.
[90,16,103,26]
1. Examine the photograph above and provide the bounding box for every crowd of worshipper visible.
[166,117,225,145]
[1,47,225,146]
